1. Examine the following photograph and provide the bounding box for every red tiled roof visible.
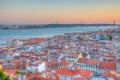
[87,59,99,65]
[100,61,116,71]
[3,63,26,70]
[56,68,76,76]
[50,72,60,80]
[26,75,49,80]
[68,53,79,57]
[72,78,84,80]
[56,67,93,79]
[45,70,51,73]
[103,71,119,80]
[76,69,93,79]
[77,58,87,64]
[5,70,19,78]
[22,38,47,43]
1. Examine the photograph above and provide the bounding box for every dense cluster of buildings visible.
[0,28,120,80]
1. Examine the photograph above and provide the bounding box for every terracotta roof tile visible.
[5,70,19,78]
[100,61,116,71]
[103,71,119,80]
[77,58,87,64]
[26,75,49,80]
[22,38,47,44]
[56,67,93,79]
[72,78,84,80]
[68,53,79,57]
[87,59,99,65]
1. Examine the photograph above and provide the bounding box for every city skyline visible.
[0,0,120,24]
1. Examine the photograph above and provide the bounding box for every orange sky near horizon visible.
[0,0,120,24]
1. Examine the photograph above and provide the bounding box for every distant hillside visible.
[0,24,118,30]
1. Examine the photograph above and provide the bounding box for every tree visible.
[4,76,11,80]
[108,35,112,40]
[0,69,5,80]
[16,70,21,74]
[0,70,10,80]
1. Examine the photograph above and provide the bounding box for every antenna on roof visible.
[113,20,115,29]
[81,20,83,28]
[56,20,58,24]
[81,20,83,25]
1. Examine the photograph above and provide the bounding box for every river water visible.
[0,26,113,47]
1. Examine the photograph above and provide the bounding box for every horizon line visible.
[0,23,119,25]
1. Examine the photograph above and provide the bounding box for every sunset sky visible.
[0,0,120,24]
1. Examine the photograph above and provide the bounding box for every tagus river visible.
[0,26,113,47]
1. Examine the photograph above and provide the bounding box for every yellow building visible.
[0,65,2,70]
[76,53,83,62]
